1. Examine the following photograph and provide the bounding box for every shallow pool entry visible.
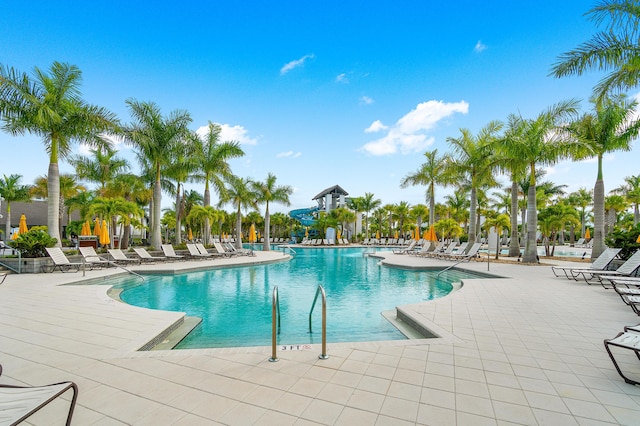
[116,248,489,349]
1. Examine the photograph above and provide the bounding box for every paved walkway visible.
[1,249,640,425]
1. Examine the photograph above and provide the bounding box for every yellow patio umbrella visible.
[305,227,309,237]
[376,230,380,239]
[394,230,398,239]
[18,214,28,234]
[425,225,437,242]
[99,219,110,246]
[414,225,420,241]
[257,232,261,240]
[93,218,101,236]
[249,223,256,243]
[636,234,640,244]
[81,220,91,236]
[11,231,18,240]
[337,229,342,239]
[585,228,591,239]
[188,228,193,241]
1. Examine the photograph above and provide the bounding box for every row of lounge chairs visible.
[394,241,482,262]
[551,248,640,385]
[300,238,350,245]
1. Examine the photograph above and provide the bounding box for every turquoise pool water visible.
[117,248,489,349]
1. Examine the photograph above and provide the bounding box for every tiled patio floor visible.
[1,249,639,425]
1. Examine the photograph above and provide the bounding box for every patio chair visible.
[78,247,112,269]
[161,244,186,261]
[584,250,640,286]
[604,331,640,385]
[430,242,459,259]
[107,248,141,265]
[393,240,417,254]
[551,247,621,280]
[44,247,83,273]
[186,243,216,259]
[440,242,483,262]
[223,242,254,256]
[212,242,238,257]
[0,363,79,426]
[196,243,225,258]
[132,247,166,263]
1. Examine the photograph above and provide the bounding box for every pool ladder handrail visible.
[308,285,329,360]
[269,285,281,362]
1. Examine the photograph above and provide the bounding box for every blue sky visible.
[1,1,638,214]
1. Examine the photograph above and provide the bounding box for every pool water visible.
[117,248,488,349]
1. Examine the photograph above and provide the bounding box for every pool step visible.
[149,316,202,350]
[382,310,437,339]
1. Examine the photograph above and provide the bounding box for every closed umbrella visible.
[337,229,342,239]
[636,234,640,244]
[585,228,591,240]
[305,228,309,237]
[376,230,380,239]
[394,230,398,239]
[188,228,193,241]
[425,225,437,242]
[414,225,420,241]
[18,214,28,234]
[100,220,110,247]
[93,218,101,236]
[249,224,256,243]
[81,220,91,236]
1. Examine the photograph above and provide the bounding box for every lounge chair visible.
[0,363,79,426]
[551,247,621,280]
[186,243,216,259]
[132,247,166,263]
[604,331,640,385]
[584,250,640,286]
[440,242,483,261]
[393,240,417,254]
[430,242,459,259]
[223,242,254,256]
[573,238,585,247]
[161,244,186,261]
[44,247,83,273]
[79,247,112,269]
[107,248,141,265]
[196,243,226,258]
[212,242,237,257]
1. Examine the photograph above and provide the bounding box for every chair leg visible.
[604,334,640,386]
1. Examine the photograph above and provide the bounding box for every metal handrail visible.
[0,250,21,274]
[308,285,329,360]
[269,286,281,362]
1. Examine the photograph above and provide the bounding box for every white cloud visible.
[196,123,257,145]
[361,100,469,156]
[360,96,374,105]
[336,73,348,83]
[474,40,487,53]
[276,150,302,159]
[280,54,315,75]
[365,120,388,133]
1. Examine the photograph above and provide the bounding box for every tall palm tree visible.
[612,174,640,225]
[90,197,140,249]
[569,97,640,258]
[165,138,198,245]
[360,192,381,239]
[252,173,293,251]
[446,121,503,249]
[193,123,245,244]
[219,175,258,248]
[567,187,593,239]
[0,174,31,240]
[123,99,192,250]
[0,62,118,246]
[69,145,129,196]
[347,196,365,241]
[410,204,429,232]
[502,101,582,263]
[551,0,640,102]
[401,149,450,245]
[104,173,153,248]
[32,174,86,236]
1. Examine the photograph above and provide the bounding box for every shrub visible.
[8,229,58,258]
[605,223,640,260]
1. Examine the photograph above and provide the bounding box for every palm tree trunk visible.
[4,204,11,243]
[122,221,131,249]
[175,185,182,244]
[509,181,520,257]
[634,204,639,226]
[152,177,162,250]
[523,185,538,263]
[203,186,211,245]
[48,163,62,247]
[263,202,271,251]
[429,184,436,250]
[467,187,477,251]
[592,178,606,259]
[235,205,242,249]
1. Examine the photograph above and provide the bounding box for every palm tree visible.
[0,174,31,240]
[605,194,628,234]
[252,173,293,251]
[66,191,95,222]
[483,213,510,259]
[193,123,245,245]
[219,175,258,248]
[187,205,218,241]
[69,145,129,196]
[32,174,86,236]
[123,99,192,250]
[569,97,640,258]
[401,149,450,247]
[567,187,593,240]
[410,204,429,232]
[0,62,118,246]
[446,121,503,250]
[501,101,582,263]
[551,0,640,102]
[90,197,140,249]
[393,201,411,237]
[331,207,355,240]
[165,139,198,245]
[347,197,365,241]
[104,173,153,248]
[360,192,381,239]
[613,175,640,225]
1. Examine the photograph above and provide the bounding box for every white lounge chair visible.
[393,240,417,254]
[161,244,186,261]
[44,247,83,273]
[133,247,166,263]
[583,250,640,286]
[79,247,112,269]
[186,243,216,259]
[107,248,141,265]
[551,247,621,280]
[440,242,482,261]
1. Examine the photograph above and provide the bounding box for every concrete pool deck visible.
[1,249,640,425]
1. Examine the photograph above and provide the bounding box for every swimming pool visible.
[117,248,490,349]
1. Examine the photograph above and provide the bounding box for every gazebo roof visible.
[312,185,349,200]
